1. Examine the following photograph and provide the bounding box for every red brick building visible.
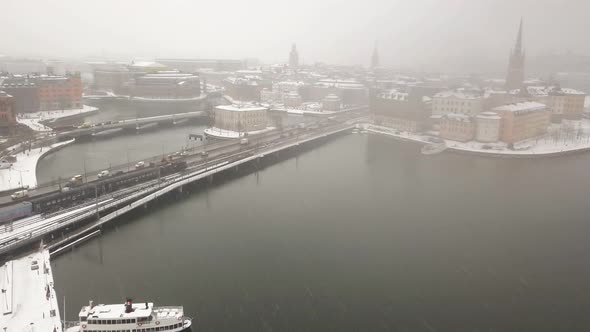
[0,91,17,134]
[37,73,83,111]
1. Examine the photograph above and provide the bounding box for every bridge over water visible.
[57,111,208,139]
[0,110,368,258]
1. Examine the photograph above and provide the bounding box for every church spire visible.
[505,18,525,90]
[371,41,380,69]
[514,17,523,55]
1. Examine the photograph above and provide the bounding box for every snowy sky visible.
[2,0,589,67]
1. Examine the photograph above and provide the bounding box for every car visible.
[201,151,209,157]
[10,189,28,200]
[135,161,146,169]
[97,170,110,178]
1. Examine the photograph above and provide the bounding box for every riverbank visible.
[0,139,75,191]
[366,122,590,158]
[17,105,99,132]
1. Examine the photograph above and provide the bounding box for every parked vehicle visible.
[97,170,110,178]
[10,190,28,200]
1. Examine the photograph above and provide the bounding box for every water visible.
[36,124,207,184]
[50,133,590,331]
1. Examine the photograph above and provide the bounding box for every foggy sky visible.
[2,0,589,68]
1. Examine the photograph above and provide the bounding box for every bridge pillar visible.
[178,185,183,193]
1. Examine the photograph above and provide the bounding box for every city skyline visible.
[2,0,590,70]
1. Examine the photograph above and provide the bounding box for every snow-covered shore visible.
[366,121,590,158]
[0,139,75,191]
[0,250,62,332]
[17,105,99,132]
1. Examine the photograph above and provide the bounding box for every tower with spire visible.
[289,44,299,69]
[371,42,380,69]
[505,18,525,90]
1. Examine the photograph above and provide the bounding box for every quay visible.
[0,249,62,332]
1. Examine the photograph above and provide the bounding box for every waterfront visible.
[51,133,590,331]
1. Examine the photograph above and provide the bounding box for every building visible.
[300,79,367,105]
[0,91,17,133]
[132,73,200,99]
[156,58,243,72]
[92,63,132,93]
[439,113,476,142]
[371,89,430,132]
[283,91,302,108]
[0,79,39,113]
[289,44,299,69]
[371,42,380,69]
[432,90,484,116]
[475,112,502,143]
[505,19,525,90]
[223,76,267,102]
[213,104,268,133]
[547,87,586,121]
[37,74,83,111]
[128,61,169,74]
[260,88,279,103]
[493,101,550,144]
[322,94,341,112]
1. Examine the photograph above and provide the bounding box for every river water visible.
[50,132,590,331]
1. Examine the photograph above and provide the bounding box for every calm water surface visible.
[52,134,590,331]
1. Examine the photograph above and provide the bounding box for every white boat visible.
[421,143,447,155]
[66,299,192,332]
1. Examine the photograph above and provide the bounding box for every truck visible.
[240,138,249,145]
[69,175,83,187]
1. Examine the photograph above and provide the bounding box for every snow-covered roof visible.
[525,86,549,97]
[560,88,586,95]
[80,302,153,319]
[130,61,167,68]
[378,90,408,101]
[477,111,501,120]
[441,113,472,122]
[323,94,340,101]
[434,90,481,100]
[216,104,267,112]
[493,101,547,113]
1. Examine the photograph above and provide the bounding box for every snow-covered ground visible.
[203,126,276,139]
[0,139,74,191]
[0,250,63,332]
[17,105,98,132]
[367,119,590,157]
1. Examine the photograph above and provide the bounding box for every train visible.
[0,160,187,224]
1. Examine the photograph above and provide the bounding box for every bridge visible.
[0,108,368,258]
[57,111,208,139]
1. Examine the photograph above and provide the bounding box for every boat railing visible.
[64,320,80,329]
